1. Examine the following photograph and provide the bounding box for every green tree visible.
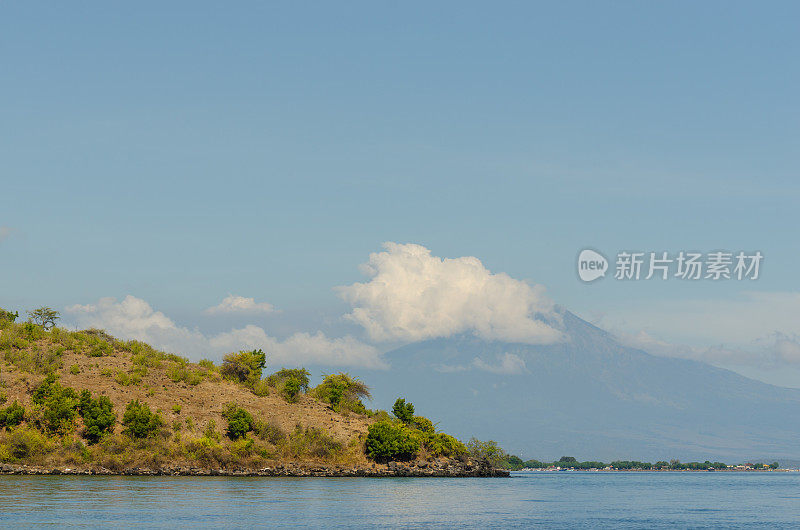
[78,390,115,443]
[266,368,310,392]
[222,403,253,440]
[0,401,25,428]
[365,421,420,461]
[121,400,164,438]
[392,398,415,424]
[466,438,507,467]
[32,374,80,434]
[27,307,60,330]
[313,373,371,412]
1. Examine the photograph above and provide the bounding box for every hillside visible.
[0,310,502,476]
[365,310,800,463]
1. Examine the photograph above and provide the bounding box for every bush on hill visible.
[221,403,253,440]
[221,349,266,388]
[0,401,26,428]
[78,390,115,444]
[121,400,164,439]
[365,421,420,461]
[32,374,80,434]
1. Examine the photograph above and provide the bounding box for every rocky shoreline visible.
[0,458,510,477]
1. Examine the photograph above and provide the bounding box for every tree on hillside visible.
[312,373,371,412]
[221,349,266,387]
[27,307,59,330]
[392,398,415,424]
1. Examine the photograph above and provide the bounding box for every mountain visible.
[363,310,800,463]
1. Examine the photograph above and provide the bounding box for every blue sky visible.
[2,2,799,384]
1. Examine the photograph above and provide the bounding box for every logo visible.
[578,249,608,282]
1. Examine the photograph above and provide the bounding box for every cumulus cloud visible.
[338,242,562,344]
[0,226,12,243]
[204,295,277,315]
[66,295,386,369]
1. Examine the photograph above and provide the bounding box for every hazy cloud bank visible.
[66,295,386,369]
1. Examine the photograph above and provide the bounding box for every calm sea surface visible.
[1,471,798,528]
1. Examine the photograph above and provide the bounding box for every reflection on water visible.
[0,472,798,528]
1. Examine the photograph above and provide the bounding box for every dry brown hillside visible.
[0,339,371,444]
[0,319,381,470]
[0,314,475,475]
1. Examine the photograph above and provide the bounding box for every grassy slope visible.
[0,322,375,470]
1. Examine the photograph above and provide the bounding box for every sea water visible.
[1,471,798,528]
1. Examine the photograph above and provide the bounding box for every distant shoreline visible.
[516,468,799,473]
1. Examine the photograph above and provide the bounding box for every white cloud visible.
[472,353,528,375]
[204,295,277,315]
[338,242,563,344]
[0,226,12,243]
[434,353,528,375]
[65,295,386,369]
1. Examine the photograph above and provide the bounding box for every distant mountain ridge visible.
[364,310,800,462]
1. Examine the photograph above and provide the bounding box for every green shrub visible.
[1,329,63,373]
[412,415,435,433]
[0,308,19,324]
[252,379,270,397]
[167,362,203,386]
[365,421,420,461]
[172,404,182,414]
[287,425,342,459]
[392,398,415,424]
[69,364,80,375]
[203,419,219,442]
[222,403,253,440]
[282,378,302,403]
[198,359,216,370]
[121,400,164,439]
[32,374,80,434]
[78,390,115,444]
[115,371,141,386]
[252,418,286,445]
[5,426,50,460]
[421,431,466,457]
[220,349,265,387]
[0,401,25,428]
